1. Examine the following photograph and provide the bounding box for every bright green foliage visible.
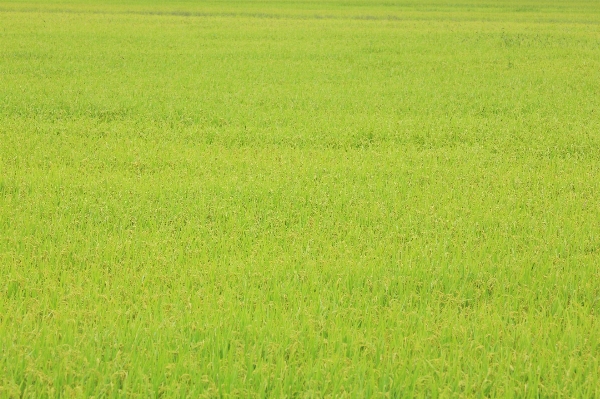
[1,0,600,397]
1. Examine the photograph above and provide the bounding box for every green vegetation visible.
[1,0,600,396]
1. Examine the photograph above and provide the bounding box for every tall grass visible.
[1,0,600,396]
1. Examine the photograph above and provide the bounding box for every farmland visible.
[1,0,600,396]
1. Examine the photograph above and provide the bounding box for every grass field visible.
[1,0,600,396]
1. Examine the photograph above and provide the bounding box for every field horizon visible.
[1,0,600,397]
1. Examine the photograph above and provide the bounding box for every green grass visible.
[1,0,600,396]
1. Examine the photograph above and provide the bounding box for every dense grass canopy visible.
[1,0,600,396]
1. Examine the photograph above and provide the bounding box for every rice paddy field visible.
[1,0,600,396]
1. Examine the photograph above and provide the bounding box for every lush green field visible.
[1,0,600,396]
